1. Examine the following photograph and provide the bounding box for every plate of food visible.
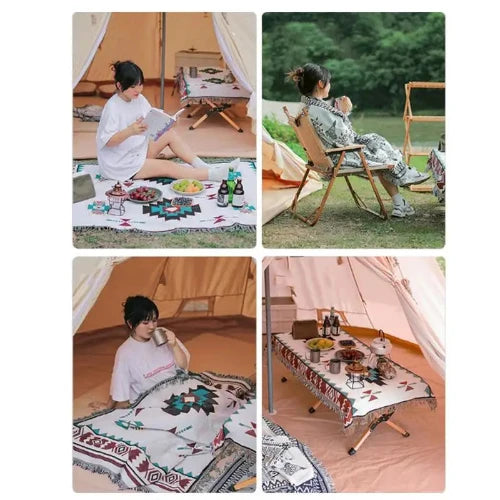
[306,338,335,351]
[128,186,162,203]
[171,179,205,196]
[335,348,365,362]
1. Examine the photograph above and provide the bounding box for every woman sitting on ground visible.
[288,63,429,218]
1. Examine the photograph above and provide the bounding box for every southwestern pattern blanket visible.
[272,332,436,430]
[73,371,256,492]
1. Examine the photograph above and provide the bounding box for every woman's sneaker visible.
[399,168,430,187]
[392,199,416,218]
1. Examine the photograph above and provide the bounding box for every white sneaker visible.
[392,200,415,218]
[399,169,430,187]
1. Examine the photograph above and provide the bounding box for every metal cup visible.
[307,348,321,363]
[329,358,341,374]
[151,328,168,346]
[189,66,198,78]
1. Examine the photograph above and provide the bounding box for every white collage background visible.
[2,1,499,499]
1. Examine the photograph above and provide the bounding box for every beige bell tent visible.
[73,12,256,159]
[262,256,445,492]
[73,12,256,119]
[74,256,256,334]
[262,128,323,224]
[73,256,256,492]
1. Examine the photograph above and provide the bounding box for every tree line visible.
[263,12,445,113]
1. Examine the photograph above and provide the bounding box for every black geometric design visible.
[202,78,225,85]
[199,68,223,75]
[363,368,388,387]
[143,199,201,221]
[162,385,219,417]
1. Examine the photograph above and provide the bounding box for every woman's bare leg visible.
[376,172,399,197]
[147,129,197,164]
[133,159,208,180]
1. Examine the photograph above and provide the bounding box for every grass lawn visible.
[73,158,256,249]
[263,116,445,249]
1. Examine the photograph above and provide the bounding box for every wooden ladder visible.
[402,81,445,165]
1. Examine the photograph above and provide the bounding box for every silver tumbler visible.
[189,66,198,78]
[329,358,341,374]
[152,328,168,346]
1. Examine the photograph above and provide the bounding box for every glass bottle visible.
[217,179,229,207]
[227,167,235,203]
[231,178,245,208]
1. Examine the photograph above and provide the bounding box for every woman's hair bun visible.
[287,67,304,83]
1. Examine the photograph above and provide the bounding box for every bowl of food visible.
[128,186,162,203]
[306,338,335,351]
[171,179,205,196]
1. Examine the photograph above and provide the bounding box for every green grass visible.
[73,229,256,249]
[263,115,445,249]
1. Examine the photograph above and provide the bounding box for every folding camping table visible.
[176,67,250,132]
[271,331,436,455]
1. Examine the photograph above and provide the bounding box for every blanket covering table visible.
[178,67,251,105]
[262,418,334,493]
[73,371,256,492]
[72,161,256,233]
[272,332,436,431]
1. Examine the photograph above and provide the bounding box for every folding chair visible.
[283,106,389,225]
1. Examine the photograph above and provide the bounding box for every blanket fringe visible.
[73,223,256,235]
[273,347,436,434]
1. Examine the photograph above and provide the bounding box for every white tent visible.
[73,12,256,121]
[263,257,445,391]
[262,128,322,224]
[74,257,256,335]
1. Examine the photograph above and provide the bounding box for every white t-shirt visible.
[110,336,179,403]
[96,93,151,181]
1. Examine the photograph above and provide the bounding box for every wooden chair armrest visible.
[324,144,365,154]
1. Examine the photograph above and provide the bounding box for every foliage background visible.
[263,12,445,113]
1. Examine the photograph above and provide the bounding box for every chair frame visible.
[283,106,389,226]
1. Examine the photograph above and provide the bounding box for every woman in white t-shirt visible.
[97,61,238,182]
[107,295,190,409]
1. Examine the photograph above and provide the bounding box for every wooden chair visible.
[283,106,389,225]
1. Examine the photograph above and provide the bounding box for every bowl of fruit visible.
[171,179,205,196]
[128,186,162,203]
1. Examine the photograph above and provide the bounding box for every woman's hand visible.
[128,117,148,135]
[335,96,353,114]
[156,327,177,346]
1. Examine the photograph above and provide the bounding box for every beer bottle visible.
[332,315,341,336]
[217,179,229,207]
[227,167,235,203]
[232,178,245,208]
[329,307,336,334]
[323,315,331,337]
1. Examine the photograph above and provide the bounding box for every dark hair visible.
[111,60,144,92]
[123,296,158,330]
[287,63,331,96]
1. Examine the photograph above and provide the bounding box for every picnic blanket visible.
[179,67,251,105]
[72,161,256,233]
[73,371,256,493]
[426,148,445,203]
[262,418,334,493]
[272,332,436,431]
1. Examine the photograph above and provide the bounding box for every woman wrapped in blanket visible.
[288,63,429,218]
[106,296,189,409]
[97,60,239,183]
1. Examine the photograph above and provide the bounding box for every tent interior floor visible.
[73,315,256,492]
[263,330,444,493]
[73,82,256,159]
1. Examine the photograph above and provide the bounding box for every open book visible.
[143,107,185,141]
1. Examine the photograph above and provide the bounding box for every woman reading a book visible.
[288,63,429,218]
[97,60,237,182]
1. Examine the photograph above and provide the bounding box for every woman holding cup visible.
[106,295,189,409]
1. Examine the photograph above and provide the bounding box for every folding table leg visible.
[348,411,409,455]
[186,104,204,118]
[189,113,210,130]
[308,400,322,414]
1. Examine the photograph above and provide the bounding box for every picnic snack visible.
[129,186,159,202]
[173,179,204,193]
[307,338,334,350]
